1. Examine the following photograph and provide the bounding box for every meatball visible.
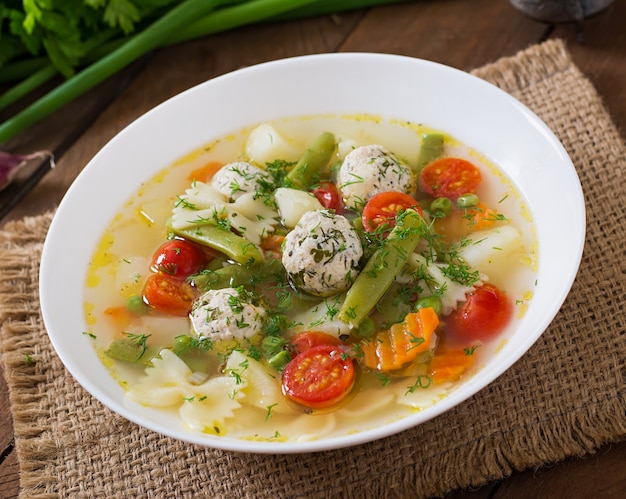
[190,287,266,342]
[210,161,272,201]
[282,210,363,297]
[338,145,416,210]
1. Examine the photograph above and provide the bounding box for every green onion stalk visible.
[0,0,415,149]
[0,0,240,145]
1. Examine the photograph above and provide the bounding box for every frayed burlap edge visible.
[0,212,59,498]
[471,38,570,93]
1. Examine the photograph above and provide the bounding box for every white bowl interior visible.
[40,53,585,453]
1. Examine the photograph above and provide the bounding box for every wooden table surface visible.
[1,0,625,497]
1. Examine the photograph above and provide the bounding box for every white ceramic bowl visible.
[40,53,585,453]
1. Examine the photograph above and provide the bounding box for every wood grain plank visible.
[493,439,626,498]
[0,447,20,499]
[0,364,13,451]
[338,0,548,71]
[549,0,626,138]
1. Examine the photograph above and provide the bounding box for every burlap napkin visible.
[1,39,625,499]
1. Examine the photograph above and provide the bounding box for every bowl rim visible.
[39,51,586,453]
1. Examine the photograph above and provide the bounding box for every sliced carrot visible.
[461,202,502,232]
[429,348,476,384]
[260,234,285,253]
[188,160,223,183]
[104,306,134,329]
[360,307,439,372]
[433,201,504,239]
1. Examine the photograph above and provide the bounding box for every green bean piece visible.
[204,255,230,271]
[375,281,413,326]
[172,224,262,266]
[286,131,336,190]
[414,133,444,175]
[191,265,246,290]
[415,295,442,316]
[192,258,285,292]
[268,350,292,372]
[354,316,376,338]
[457,193,480,209]
[338,209,426,328]
[105,339,159,366]
[430,197,452,218]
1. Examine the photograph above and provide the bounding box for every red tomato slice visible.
[290,331,342,354]
[362,191,422,232]
[282,344,355,410]
[143,273,196,316]
[445,283,512,342]
[419,157,482,200]
[150,239,207,279]
[312,182,344,212]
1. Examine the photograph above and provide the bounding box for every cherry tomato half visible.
[419,157,482,200]
[282,344,355,410]
[362,191,422,232]
[143,273,196,316]
[445,283,512,342]
[312,182,344,212]
[290,331,342,355]
[150,239,207,279]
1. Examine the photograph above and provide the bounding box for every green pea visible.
[352,215,364,232]
[430,197,452,218]
[172,335,195,355]
[415,295,442,316]
[457,193,479,208]
[126,294,150,315]
[262,335,288,356]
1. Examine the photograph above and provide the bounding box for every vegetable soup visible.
[84,114,537,442]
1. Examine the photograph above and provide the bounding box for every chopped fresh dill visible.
[406,375,433,394]
[123,332,151,359]
[375,372,391,386]
[464,345,481,355]
[265,403,278,421]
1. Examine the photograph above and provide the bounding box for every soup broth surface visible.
[84,114,537,442]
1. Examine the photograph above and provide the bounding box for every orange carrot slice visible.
[260,235,285,252]
[461,202,502,232]
[188,160,223,183]
[429,348,476,384]
[104,306,134,329]
[360,307,439,372]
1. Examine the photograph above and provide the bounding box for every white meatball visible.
[210,161,272,201]
[338,145,416,210]
[190,287,266,342]
[282,210,363,297]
